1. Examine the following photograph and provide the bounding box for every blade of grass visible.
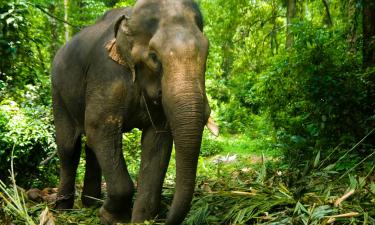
[335,128,375,165]
[338,150,375,180]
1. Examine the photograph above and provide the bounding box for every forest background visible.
[0,0,374,224]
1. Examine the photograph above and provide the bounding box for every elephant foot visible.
[99,207,131,225]
[55,193,75,209]
[132,204,158,224]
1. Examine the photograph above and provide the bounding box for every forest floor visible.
[1,135,374,224]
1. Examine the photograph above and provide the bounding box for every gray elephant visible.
[51,0,218,224]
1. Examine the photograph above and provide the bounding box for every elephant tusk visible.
[206,117,219,137]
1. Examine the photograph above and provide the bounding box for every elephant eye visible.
[147,51,161,73]
[149,52,158,63]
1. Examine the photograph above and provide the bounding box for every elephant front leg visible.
[132,127,173,223]
[86,122,134,225]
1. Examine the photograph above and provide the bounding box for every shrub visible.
[122,129,142,179]
[0,85,57,188]
[257,21,370,164]
[200,131,223,157]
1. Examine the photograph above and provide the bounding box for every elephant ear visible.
[105,38,127,66]
[105,14,136,82]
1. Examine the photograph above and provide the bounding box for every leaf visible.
[294,201,309,215]
[0,12,9,19]
[313,151,321,168]
[348,175,357,189]
[311,205,335,221]
[370,182,375,194]
[6,17,15,25]
[357,177,366,189]
[323,163,335,171]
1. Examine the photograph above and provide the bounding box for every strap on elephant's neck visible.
[142,93,168,134]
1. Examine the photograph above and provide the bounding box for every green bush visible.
[122,129,142,179]
[200,131,223,157]
[258,21,370,164]
[0,85,57,188]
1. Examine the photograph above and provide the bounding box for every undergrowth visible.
[1,132,374,225]
[186,154,375,224]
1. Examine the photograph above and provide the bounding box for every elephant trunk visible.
[162,70,205,225]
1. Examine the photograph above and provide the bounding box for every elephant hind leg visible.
[54,118,82,209]
[53,92,82,209]
[82,145,102,207]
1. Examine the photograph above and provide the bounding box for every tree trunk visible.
[347,0,359,53]
[322,0,333,27]
[49,3,58,59]
[363,0,375,68]
[64,0,70,42]
[271,1,279,55]
[362,0,375,136]
[286,0,296,49]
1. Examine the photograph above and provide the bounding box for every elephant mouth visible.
[141,89,162,106]
[141,92,169,133]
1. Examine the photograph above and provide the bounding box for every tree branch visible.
[30,3,80,29]
[322,0,333,27]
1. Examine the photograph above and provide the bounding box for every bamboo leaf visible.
[313,151,321,168]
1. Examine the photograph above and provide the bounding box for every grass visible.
[217,134,280,157]
[1,158,374,225]
[0,151,37,225]
[1,130,374,224]
[212,114,281,157]
[186,148,375,224]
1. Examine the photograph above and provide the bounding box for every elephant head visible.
[106,0,217,223]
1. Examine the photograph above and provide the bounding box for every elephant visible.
[51,0,218,224]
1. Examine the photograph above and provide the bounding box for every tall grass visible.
[0,151,37,225]
[185,130,375,225]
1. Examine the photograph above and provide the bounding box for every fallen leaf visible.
[39,206,55,225]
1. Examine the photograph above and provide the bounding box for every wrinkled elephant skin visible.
[51,0,210,224]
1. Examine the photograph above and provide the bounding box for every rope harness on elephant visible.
[56,192,75,202]
[142,93,169,134]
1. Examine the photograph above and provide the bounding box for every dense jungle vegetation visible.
[0,0,374,224]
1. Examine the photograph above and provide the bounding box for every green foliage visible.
[0,170,37,225]
[258,21,369,163]
[2,137,374,225]
[0,1,29,82]
[1,0,52,91]
[69,0,107,34]
[0,0,56,184]
[113,0,136,7]
[1,0,374,223]
[0,93,57,187]
[185,147,375,225]
[201,0,286,134]
[200,131,223,157]
[186,184,295,225]
[122,128,142,179]
[201,0,373,166]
